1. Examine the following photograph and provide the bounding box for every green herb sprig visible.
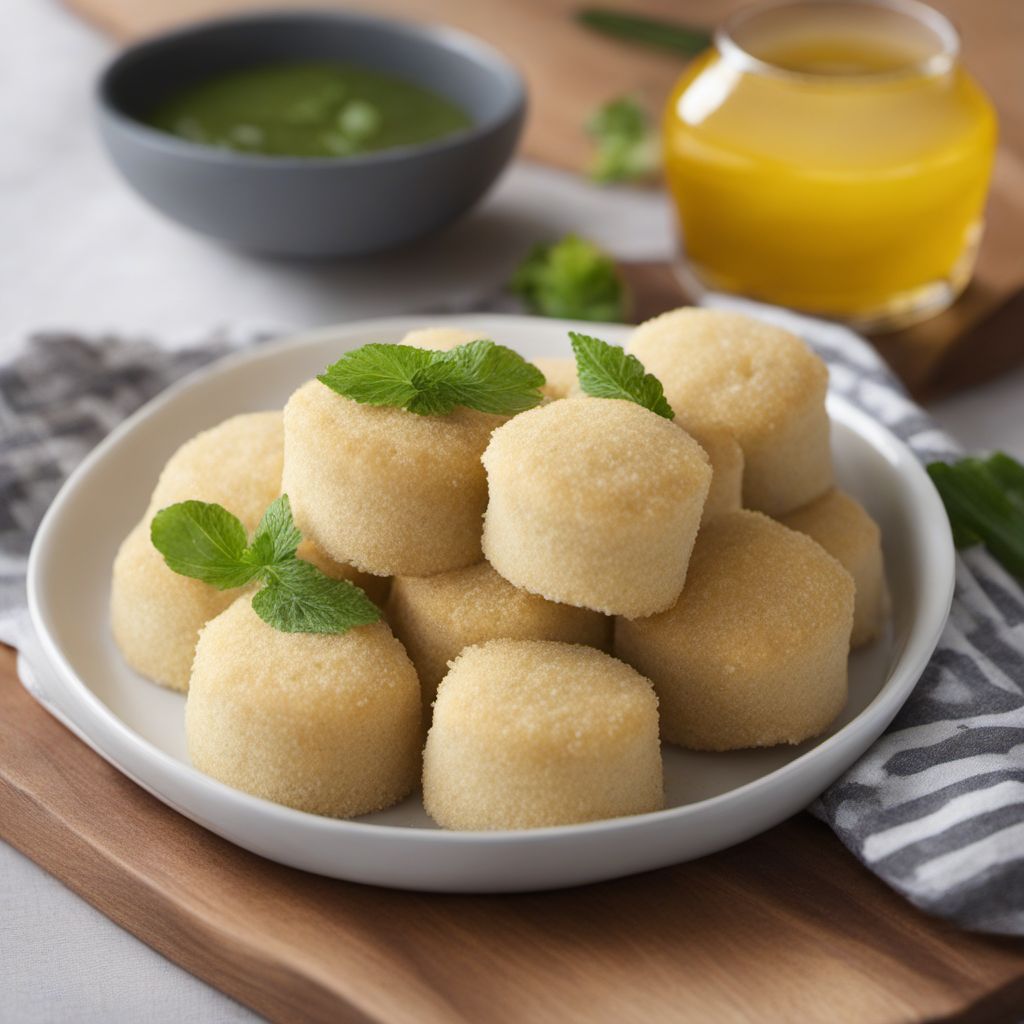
[318,339,545,416]
[570,331,674,419]
[150,495,381,635]
[510,236,628,323]
[927,452,1024,579]
[576,8,711,55]
[586,97,659,184]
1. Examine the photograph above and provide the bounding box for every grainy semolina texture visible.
[388,562,611,706]
[187,597,421,817]
[482,397,711,617]
[400,326,486,350]
[615,510,854,751]
[781,489,887,648]
[296,538,391,607]
[148,411,284,530]
[111,523,238,691]
[532,357,578,401]
[422,639,663,829]
[112,411,285,691]
[686,424,744,524]
[567,377,741,521]
[283,379,504,576]
[627,308,832,515]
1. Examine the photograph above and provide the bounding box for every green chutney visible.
[147,62,473,158]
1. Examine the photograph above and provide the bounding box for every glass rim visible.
[715,0,961,83]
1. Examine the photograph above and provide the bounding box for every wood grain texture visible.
[64,0,1024,399]
[3,644,1023,1024]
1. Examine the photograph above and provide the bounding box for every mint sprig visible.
[150,501,258,589]
[252,559,379,634]
[586,97,659,184]
[510,236,628,323]
[150,495,381,635]
[244,493,303,568]
[318,339,545,416]
[576,9,711,56]
[570,331,674,419]
[927,452,1024,579]
[443,340,549,415]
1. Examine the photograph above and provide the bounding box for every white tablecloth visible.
[3,2,1023,1022]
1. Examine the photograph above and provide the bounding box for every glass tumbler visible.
[663,0,997,329]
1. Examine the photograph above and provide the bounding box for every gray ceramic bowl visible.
[97,11,526,257]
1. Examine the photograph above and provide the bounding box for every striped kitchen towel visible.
[710,297,1024,936]
[2,310,1023,935]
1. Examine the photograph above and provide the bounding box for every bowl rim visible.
[25,313,956,848]
[95,8,528,170]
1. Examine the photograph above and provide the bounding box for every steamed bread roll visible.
[388,562,610,706]
[111,411,285,691]
[187,596,421,817]
[688,425,744,524]
[615,510,854,751]
[401,326,483,351]
[565,372,739,521]
[628,308,832,515]
[422,640,663,830]
[568,379,741,521]
[782,489,886,648]
[482,397,711,618]
[283,379,503,577]
[111,523,238,692]
[532,357,578,401]
[147,411,284,529]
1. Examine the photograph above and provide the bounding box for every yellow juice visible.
[663,0,997,327]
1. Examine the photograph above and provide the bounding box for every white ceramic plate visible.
[26,314,954,893]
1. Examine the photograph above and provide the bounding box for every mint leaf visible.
[404,356,464,416]
[440,340,546,415]
[576,9,711,55]
[318,344,435,409]
[570,331,674,419]
[927,454,1024,579]
[149,495,383,634]
[986,453,1024,515]
[586,97,658,184]
[253,559,381,634]
[318,340,545,416]
[150,500,259,589]
[244,494,303,569]
[509,236,628,322]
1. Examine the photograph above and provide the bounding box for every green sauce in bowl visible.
[146,62,473,158]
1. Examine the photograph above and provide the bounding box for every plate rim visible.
[25,313,956,847]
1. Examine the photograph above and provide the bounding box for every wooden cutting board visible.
[3,644,1024,1023]
[14,3,1024,1016]
[65,0,1024,399]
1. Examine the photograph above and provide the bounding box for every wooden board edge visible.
[0,765,377,1024]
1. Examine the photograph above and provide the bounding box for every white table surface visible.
[3,2,1023,1022]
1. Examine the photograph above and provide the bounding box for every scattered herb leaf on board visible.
[318,340,546,416]
[150,494,381,634]
[576,8,711,56]
[927,452,1024,579]
[587,97,659,184]
[510,236,628,323]
[570,331,674,419]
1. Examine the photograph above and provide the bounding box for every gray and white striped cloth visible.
[2,310,1022,935]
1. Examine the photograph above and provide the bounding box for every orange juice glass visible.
[663,0,996,329]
